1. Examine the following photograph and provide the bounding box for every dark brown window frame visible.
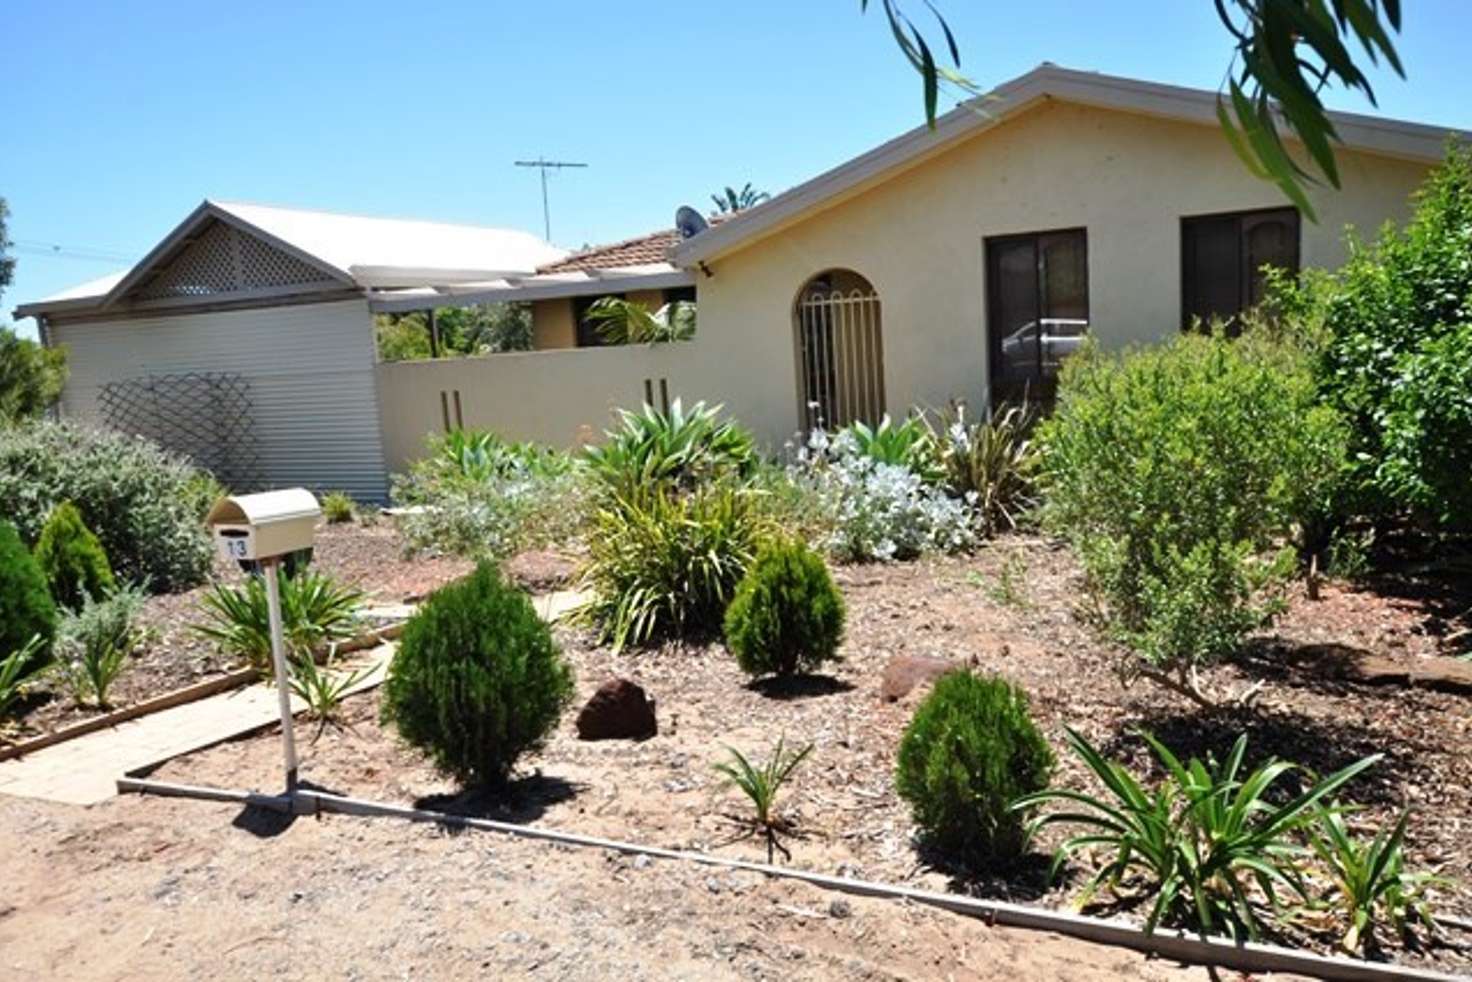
[1180,206,1300,331]
[984,226,1090,404]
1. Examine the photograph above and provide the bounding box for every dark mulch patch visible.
[4,520,476,743]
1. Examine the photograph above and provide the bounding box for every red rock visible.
[576,679,657,740]
[880,655,961,702]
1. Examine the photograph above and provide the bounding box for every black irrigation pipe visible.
[117,776,1467,982]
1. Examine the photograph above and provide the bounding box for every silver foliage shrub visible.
[787,428,976,562]
[0,421,213,592]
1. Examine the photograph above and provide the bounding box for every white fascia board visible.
[348,265,546,288]
[672,64,1456,267]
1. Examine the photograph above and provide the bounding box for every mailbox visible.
[205,488,321,565]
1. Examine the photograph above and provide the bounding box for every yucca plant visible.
[1307,806,1445,953]
[578,482,763,651]
[840,414,943,483]
[584,399,755,497]
[193,568,365,673]
[0,635,44,719]
[585,296,697,344]
[56,582,147,708]
[713,737,813,862]
[320,490,356,524]
[930,401,1039,534]
[1015,727,1381,941]
[432,429,569,483]
[289,651,374,739]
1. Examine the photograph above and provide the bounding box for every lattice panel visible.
[133,220,338,301]
[97,372,264,492]
[237,231,339,289]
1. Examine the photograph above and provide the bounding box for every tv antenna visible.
[514,157,588,241]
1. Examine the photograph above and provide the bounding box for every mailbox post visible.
[205,488,322,795]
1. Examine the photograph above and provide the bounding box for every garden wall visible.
[375,340,797,472]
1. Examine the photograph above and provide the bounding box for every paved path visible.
[0,646,393,806]
[0,589,588,807]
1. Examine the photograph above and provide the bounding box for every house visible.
[14,200,566,500]
[665,65,1447,438]
[18,66,1454,499]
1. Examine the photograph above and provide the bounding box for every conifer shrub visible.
[0,520,58,677]
[724,538,845,678]
[380,563,573,787]
[33,501,116,610]
[895,671,1054,867]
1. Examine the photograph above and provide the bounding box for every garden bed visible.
[151,535,1472,976]
[2,521,491,744]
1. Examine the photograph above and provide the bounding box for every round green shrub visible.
[0,520,58,674]
[895,671,1054,868]
[380,562,573,788]
[724,538,845,677]
[0,421,212,591]
[34,501,116,610]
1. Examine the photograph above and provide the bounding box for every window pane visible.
[1039,232,1088,374]
[1243,211,1298,307]
[990,238,1040,384]
[1183,216,1240,328]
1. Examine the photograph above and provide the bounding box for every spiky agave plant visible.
[0,635,44,719]
[1308,805,1446,953]
[1014,726,1381,941]
[193,568,365,673]
[713,736,813,862]
[289,650,375,740]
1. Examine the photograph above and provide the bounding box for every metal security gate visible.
[796,281,885,431]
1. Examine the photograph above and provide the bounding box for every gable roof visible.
[672,63,1454,267]
[16,200,566,319]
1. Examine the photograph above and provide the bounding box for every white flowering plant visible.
[786,427,976,562]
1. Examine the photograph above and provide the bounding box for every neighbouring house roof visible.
[369,220,739,313]
[15,200,567,320]
[537,215,729,274]
[671,63,1456,267]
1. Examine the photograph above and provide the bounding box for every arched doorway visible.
[793,270,885,431]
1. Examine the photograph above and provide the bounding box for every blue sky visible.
[4,0,1470,335]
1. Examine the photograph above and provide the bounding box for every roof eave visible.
[672,64,1454,267]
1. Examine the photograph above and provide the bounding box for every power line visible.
[514,158,588,241]
[13,239,133,265]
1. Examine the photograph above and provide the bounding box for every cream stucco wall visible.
[691,99,1432,441]
[377,341,741,472]
[530,298,576,349]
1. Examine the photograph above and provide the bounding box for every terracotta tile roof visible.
[537,215,729,274]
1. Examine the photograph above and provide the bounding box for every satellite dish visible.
[675,205,709,239]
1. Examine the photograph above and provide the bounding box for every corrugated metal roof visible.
[16,201,568,318]
[215,201,567,283]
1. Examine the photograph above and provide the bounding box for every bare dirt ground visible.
[1,792,1209,981]
[5,533,1468,979]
